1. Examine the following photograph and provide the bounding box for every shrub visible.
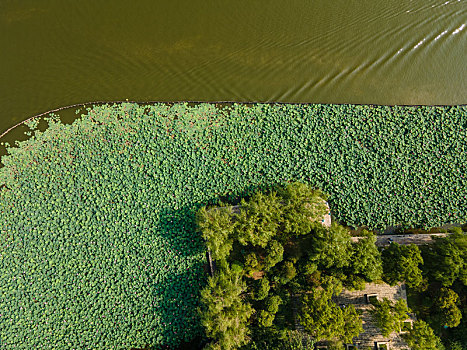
[449,227,463,235]
[446,341,463,350]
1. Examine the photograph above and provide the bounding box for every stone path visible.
[351,233,449,247]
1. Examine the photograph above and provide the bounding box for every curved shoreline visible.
[1,100,466,141]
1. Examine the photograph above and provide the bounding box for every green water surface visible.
[0,0,466,134]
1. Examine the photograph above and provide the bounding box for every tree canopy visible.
[197,206,236,261]
[278,182,329,236]
[410,232,466,346]
[235,191,282,248]
[403,320,445,350]
[370,298,410,337]
[348,230,383,282]
[309,223,352,270]
[199,269,253,350]
[299,285,363,342]
[422,233,467,287]
[198,182,332,349]
[381,242,424,289]
[196,182,466,350]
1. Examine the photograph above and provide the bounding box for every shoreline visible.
[2,100,466,140]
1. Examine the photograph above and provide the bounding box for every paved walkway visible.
[351,233,449,247]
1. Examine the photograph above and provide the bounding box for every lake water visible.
[0,0,466,135]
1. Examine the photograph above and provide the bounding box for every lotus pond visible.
[0,102,466,348]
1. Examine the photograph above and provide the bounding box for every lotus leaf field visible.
[0,102,466,348]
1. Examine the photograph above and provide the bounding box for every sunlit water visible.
[0,0,466,134]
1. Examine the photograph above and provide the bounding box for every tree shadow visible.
[152,268,207,350]
[157,205,205,259]
[128,182,280,350]
[157,182,271,259]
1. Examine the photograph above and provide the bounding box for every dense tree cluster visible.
[0,102,465,348]
[198,182,466,350]
[403,320,446,350]
[299,286,363,342]
[197,182,385,349]
[378,231,467,348]
[407,230,467,348]
[247,330,315,350]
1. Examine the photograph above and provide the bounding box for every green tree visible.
[235,191,282,248]
[278,182,328,236]
[265,295,282,315]
[299,289,343,341]
[231,261,244,274]
[199,269,253,350]
[310,223,352,269]
[253,277,270,301]
[381,243,424,289]
[246,329,315,350]
[257,310,275,328]
[276,260,297,285]
[302,258,318,276]
[321,275,343,297]
[299,287,362,342]
[436,288,462,328]
[370,298,410,337]
[345,274,367,291]
[197,206,235,261]
[403,320,445,350]
[349,230,383,281]
[257,295,283,328]
[422,233,467,287]
[342,305,364,342]
[244,252,262,277]
[263,239,284,270]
